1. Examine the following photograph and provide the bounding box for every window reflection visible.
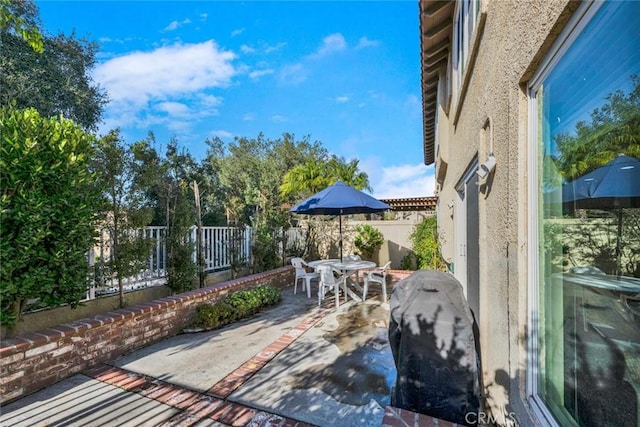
[537,1,640,426]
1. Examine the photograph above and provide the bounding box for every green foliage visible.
[0,106,100,326]
[93,130,154,306]
[354,224,385,259]
[166,233,197,293]
[400,252,417,270]
[552,74,640,182]
[0,0,107,131]
[549,211,640,277]
[542,222,569,274]
[279,155,371,202]
[189,285,281,330]
[252,223,280,272]
[165,181,198,294]
[409,216,447,271]
[129,136,199,293]
[0,0,43,53]
[205,133,329,271]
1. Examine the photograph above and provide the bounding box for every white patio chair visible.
[363,261,391,302]
[291,257,319,298]
[316,265,347,308]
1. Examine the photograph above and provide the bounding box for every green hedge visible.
[189,285,281,331]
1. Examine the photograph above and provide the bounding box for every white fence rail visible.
[88,226,252,299]
[197,226,252,272]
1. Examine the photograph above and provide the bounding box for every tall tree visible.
[279,155,371,202]
[205,133,326,271]
[131,135,198,293]
[0,0,107,130]
[92,130,154,308]
[163,140,198,293]
[328,156,371,191]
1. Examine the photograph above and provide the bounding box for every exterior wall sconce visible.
[477,153,496,179]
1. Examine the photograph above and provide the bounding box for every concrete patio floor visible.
[0,287,402,426]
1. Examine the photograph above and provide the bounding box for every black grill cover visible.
[388,270,480,425]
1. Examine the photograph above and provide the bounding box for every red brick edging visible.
[0,267,295,404]
[85,303,336,426]
[208,304,333,398]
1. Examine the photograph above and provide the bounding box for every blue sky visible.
[37,1,435,198]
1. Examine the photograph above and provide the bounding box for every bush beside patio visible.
[187,285,281,331]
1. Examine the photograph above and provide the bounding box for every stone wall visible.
[0,267,294,404]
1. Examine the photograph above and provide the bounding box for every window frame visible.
[525,1,605,425]
[451,0,485,125]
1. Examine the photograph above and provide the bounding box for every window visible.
[529,2,640,426]
[452,0,480,95]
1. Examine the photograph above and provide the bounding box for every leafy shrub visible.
[191,300,235,330]
[410,216,447,271]
[354,224,385,259]
[400,252,417,270]
[0,107,100,327]
[189,285,281,331]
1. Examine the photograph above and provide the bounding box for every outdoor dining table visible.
[307,259,376,302]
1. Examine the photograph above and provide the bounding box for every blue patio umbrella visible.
[290,181,390,261]
[561,154,640,209]
[561,154,640,275]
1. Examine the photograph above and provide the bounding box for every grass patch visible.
[188,285,281,331]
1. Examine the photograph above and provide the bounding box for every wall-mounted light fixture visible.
[447,201,454,209]
[477,153,496,179]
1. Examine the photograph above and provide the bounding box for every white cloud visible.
[243,113,255,121]
[242,42,287,55]
[200,13,208,21]
[264,42,287,54]
[231,28,244,37]
[156,101,190,116]
[356,36,379,49]
[249,69,274,80]
[163,21,180,32]
[240,44,255,54]
[94,40,236,132]
[278,63,308,85]
[198,94,223,108]
[335,96,350,103]
[315,33,347,56]
[361,160,436,198]
[212,130,233,139]
[271,114,287,123]
[163,18,191,32]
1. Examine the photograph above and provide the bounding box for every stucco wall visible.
[298,218,422,268]
[432,0,579,425]
[349,219,424,268]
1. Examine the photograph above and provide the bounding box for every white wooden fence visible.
[88,226,252,298]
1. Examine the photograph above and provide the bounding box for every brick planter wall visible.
[0,267,294,404]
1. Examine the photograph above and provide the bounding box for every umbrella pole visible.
[615,208,623,276]
[339,212,343,262]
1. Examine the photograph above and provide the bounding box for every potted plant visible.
[354,224,385,261]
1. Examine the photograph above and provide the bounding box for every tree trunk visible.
[192,180,204,287]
